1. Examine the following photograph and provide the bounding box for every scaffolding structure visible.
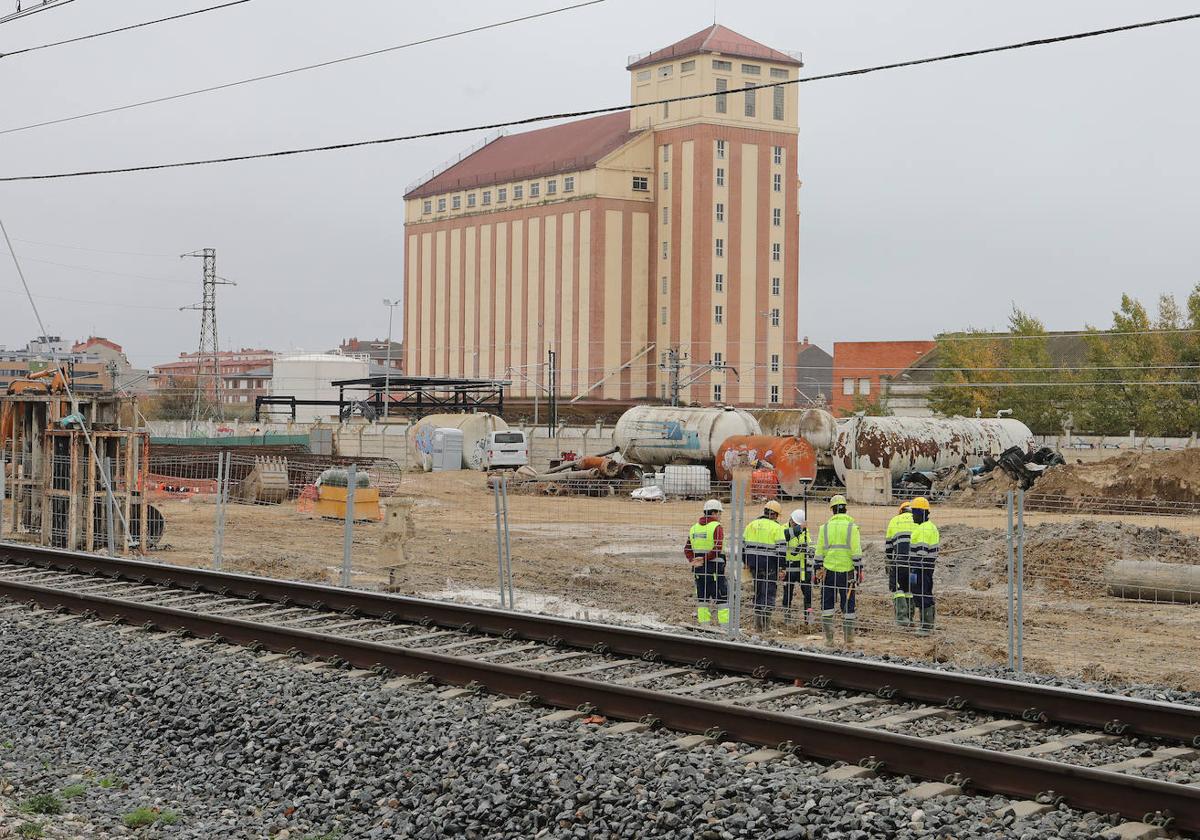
[2,392,151,554]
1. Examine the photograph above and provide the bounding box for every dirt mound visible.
[1029,448,1200,507]
[950,472,1022,508]
[938,520,1200,598]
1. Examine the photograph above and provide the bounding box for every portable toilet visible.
[431,428,464,472]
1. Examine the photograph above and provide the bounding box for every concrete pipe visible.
[1108,560,1200,604]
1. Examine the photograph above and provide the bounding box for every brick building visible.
[152,348,275,407]
[402,25,802,405]
[830,340,936,415]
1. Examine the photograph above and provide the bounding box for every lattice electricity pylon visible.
[180,248,236,422]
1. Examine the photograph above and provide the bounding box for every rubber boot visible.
[804,607,815,626]
[916,604,935,636]
[843,617,856,646]
[822,616,835,646]
[892,597,905,627]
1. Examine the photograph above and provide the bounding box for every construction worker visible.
[781,509,813,625]
[742,500,787,632]
[884,501,915,627]
[813,494,863,647]
[684,499,729,627]
[908,497,941,636]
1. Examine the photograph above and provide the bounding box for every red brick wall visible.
[831,340,935,414]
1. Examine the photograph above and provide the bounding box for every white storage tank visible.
[831,416,1036,483]
[613,406,760,466]
[430,428,464,472]
[412,412,508,471]
[271,353,370,424]
[663,465,711,497]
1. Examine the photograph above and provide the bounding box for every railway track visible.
[1,541,1199,836]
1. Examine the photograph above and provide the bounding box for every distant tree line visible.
[928,284,1200,436]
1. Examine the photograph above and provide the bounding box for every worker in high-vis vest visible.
[884,501,915,627]
[684,499,729,626]
[813,494,863,647]
[781,509,813,625]
[743,500,787,632]
[908,496,941,636]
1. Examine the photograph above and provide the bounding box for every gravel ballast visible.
[0,605,1155,838]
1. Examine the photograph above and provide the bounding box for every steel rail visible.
[3,542,1200,744]
[1,576,1198,833]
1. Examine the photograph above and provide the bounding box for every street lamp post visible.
[382,298,400,420]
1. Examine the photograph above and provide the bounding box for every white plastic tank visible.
[613,406,760,466]
[663,465,711,497]
[430,428,464,472]
[831,416,1035,483]
[412,412,508,471]
[271,353,370,424]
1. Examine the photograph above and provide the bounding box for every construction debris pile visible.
[491,454,643,497]
[906,446,1065,501]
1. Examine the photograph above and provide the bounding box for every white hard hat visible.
[703,499,723,513]
[790,509,806,525]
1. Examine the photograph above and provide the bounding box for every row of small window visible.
[711,79,787,120]
[660,275,782,296]
[636,59,789,82]
[712,140,787,165]
[422,176,576,214]
[843,377,872,396]
[712,305,782,327]
[711,382,782,404]
[712,239,784,261]
[708,352,783,373]
[662,205,785,226]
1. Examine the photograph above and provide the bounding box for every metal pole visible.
[493,475,507,608]
[1016,487,1025,673]
[104,457,116,555]
[1006,490,1015,671]
[502,474,515,609]
[341,463,357,587]
[213,451,226,570]
[0,460,5,540]
[383,299,397,420]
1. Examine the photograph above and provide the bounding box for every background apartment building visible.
[402,25,801,405]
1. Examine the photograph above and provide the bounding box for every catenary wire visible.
[0,0,606,134]
[0,0,76,26]
[0,0,253,58]
[0,10,1196,181]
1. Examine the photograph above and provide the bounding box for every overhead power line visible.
[0,0,606,134]
[0,0,76,26]
[0,0,254,58]
[10,236,178,257]
[0,251,194,284]
[1,10,1196,183]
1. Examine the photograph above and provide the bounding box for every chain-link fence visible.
[4,454,1200,687]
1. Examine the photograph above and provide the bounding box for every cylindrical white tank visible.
[796,409,838,452]
[411,413,508,470]
[613,406,760,466]
[271,353,371,424]
[831,416,1035,483]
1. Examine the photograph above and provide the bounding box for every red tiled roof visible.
[404,111,639,200]
[627,24,801,70]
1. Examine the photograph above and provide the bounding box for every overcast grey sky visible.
[2,0,1198,368]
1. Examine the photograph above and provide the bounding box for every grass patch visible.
[300,831,343,840]
[16,823,45,838]
[61,783,87,799]
[122,807,179,829]
[97,776,124,790]
[19,794,62,815]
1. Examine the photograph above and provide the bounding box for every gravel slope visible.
[0,605,1156,838]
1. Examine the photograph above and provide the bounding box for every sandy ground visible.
[17,470,1198,692]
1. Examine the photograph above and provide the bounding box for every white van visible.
[484,430,529,469]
